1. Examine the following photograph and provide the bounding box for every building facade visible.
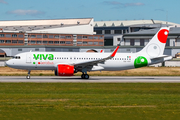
[0,33,104,46]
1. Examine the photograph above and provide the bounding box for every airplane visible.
[6,27,172,79]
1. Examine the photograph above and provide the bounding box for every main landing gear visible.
[81,68,89,79]
[81,74,89,79]
[26,70,31,79]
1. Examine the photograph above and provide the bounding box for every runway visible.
[0,76,180,83]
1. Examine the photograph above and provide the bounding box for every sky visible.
[0,0,179,24]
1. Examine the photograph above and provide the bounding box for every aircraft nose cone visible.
[5,61,8,66]
[5,61,11,67]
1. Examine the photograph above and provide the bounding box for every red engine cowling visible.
[55,64,74,76]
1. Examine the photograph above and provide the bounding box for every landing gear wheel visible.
[81,74,89,79]
[84,74,89,79]
[81,74,85,79]
[26,75,30,79]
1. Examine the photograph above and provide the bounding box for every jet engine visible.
[55,64,74,76]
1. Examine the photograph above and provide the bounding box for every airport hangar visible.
[1,18,180,58]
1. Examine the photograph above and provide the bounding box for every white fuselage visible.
[6,51,154,71]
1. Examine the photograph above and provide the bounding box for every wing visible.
[73,46,119,71]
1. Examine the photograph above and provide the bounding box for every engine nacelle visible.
[55,64,74,76]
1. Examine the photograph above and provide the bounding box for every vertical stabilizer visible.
[138,27,170,57]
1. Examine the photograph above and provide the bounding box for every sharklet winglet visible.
[111,46,119,57]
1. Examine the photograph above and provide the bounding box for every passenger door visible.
[26,53,31,63]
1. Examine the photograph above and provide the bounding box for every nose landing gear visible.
[26,70,31,79]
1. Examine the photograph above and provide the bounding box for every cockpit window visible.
[12,56,21,59]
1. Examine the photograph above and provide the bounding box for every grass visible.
[0,83,180,120]
[1,66,180,76]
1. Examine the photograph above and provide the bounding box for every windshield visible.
[12,56,21,59]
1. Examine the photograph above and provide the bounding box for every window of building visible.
[30,41,36,44]
[54,41,59,44]
[115,30,122,34]
[130,39,134,46]
[99,36,103,39]
[88,36,93,39]
[140,39,144,46]
[5,40,11,43]
[37,35,42,38]
[48,41,54,44]
[60,36,65,39]
[94,42,98,45]
[43,41,48,44]
[18,40,24,43]
[77,41,82,44]
[18,49,22,51]
[123,30,126,34]
[30,35,36,38]
[94,36,99,39]
[83,41,88,45]
[43,35,48,38]
[49,35,54,38]
[83,36,88,39]
[54,35,59,39]
[12,40,17,43]
[99,42,103,45]
[88,42,93,45]
[0,40,4,43]
[0,34,4,37]
[66,36,71,39]
[117,38,121,41]
[95,30,102,34]
[18,34,24,38]
[66,41,72,44]
[60,41,65,44]
[35,48,39,51]
[105,30,111,34]
[51,48,55,51]
[77,36,82,39]
[12,34,17,38]
[6,34,11,38]
[37,41,42,44]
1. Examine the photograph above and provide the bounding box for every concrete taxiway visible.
[0,76,180,83]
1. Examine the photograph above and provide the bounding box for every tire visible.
[84,74,89,79]
[81,74,85,79]
[26,75,30,79]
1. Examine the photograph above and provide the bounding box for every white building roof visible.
[0,18,95,35]
[0,18,92,26]
[94,20,180,27]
